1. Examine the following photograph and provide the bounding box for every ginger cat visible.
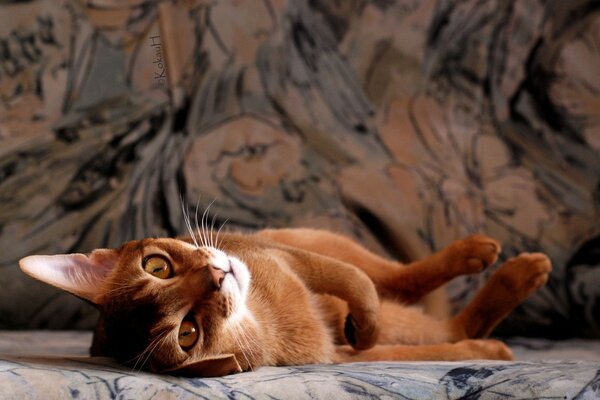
[19,227,551,377]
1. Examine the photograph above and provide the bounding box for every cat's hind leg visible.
[384,235,501,303]
[450,253,552,338]
[373,253,551,345]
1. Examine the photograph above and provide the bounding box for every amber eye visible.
[178,320,199,349]
[143,256,172,279]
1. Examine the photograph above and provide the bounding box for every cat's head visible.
[19,237,255,376]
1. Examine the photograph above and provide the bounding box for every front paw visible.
[344,312,379,351]
[444,235,501,274]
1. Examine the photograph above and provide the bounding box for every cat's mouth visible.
[224,255,250,298]
[205,248,251,316]
[226,258,241,290]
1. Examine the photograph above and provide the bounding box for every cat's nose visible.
[207,264,225,289]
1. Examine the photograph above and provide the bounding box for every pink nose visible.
[208,264,225,289]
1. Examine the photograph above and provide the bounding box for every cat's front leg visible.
[272,247,381,350]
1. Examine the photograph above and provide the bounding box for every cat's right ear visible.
[19,249,119,305]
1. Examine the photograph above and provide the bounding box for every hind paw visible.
[444,235,501,275]
[492,253,552,300]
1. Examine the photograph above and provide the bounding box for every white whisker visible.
[216,218,229,249]
[131,329,170,372]
[201,198,216,248]
[194,197,205,248]
[239,323,259,355]
[201,203,209,245]
[227,321,253,371]
[210,213,217,248]
[238,325,259,371]
[232,327,251,369]
[180,194,199,248]
[139,332,171,372]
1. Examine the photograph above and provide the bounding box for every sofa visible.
[1,332,600,398]
[1,0,599,398]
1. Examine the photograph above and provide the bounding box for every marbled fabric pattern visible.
[1,332,600,399]
[2,358,599,399]
[0,1,599,337]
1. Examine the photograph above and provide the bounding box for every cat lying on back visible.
[19,228,551,376]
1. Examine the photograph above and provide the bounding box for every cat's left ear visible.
[162,354,243,377]
[19,249,119,305]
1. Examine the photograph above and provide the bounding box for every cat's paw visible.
[458,339,514,361]
[491,253,552,300]
[344,312,379,351]
[444,235,501,274]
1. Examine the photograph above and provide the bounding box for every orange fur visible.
[257,229,550,364]
[19,228,552,375]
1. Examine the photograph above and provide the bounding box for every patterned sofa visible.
[1,0,599,398]
[1,332,600,398]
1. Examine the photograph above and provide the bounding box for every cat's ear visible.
[19,249,119,305]
[162,354,242,377]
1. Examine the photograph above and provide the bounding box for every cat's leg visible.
[321,253,551,346]
[450,253,552,338]
[381,235,501,302]
[270,247,381,350]
[378,253,551,344]
[257,228,500,303]
[334,339,513,362]
[334,253,545,361]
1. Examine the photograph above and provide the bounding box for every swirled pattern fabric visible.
[0,332,599,399]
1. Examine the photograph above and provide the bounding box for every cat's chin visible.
[223,255,251,321]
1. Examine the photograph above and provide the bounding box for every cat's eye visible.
[178,320,199,349]
[143,256,172,279]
